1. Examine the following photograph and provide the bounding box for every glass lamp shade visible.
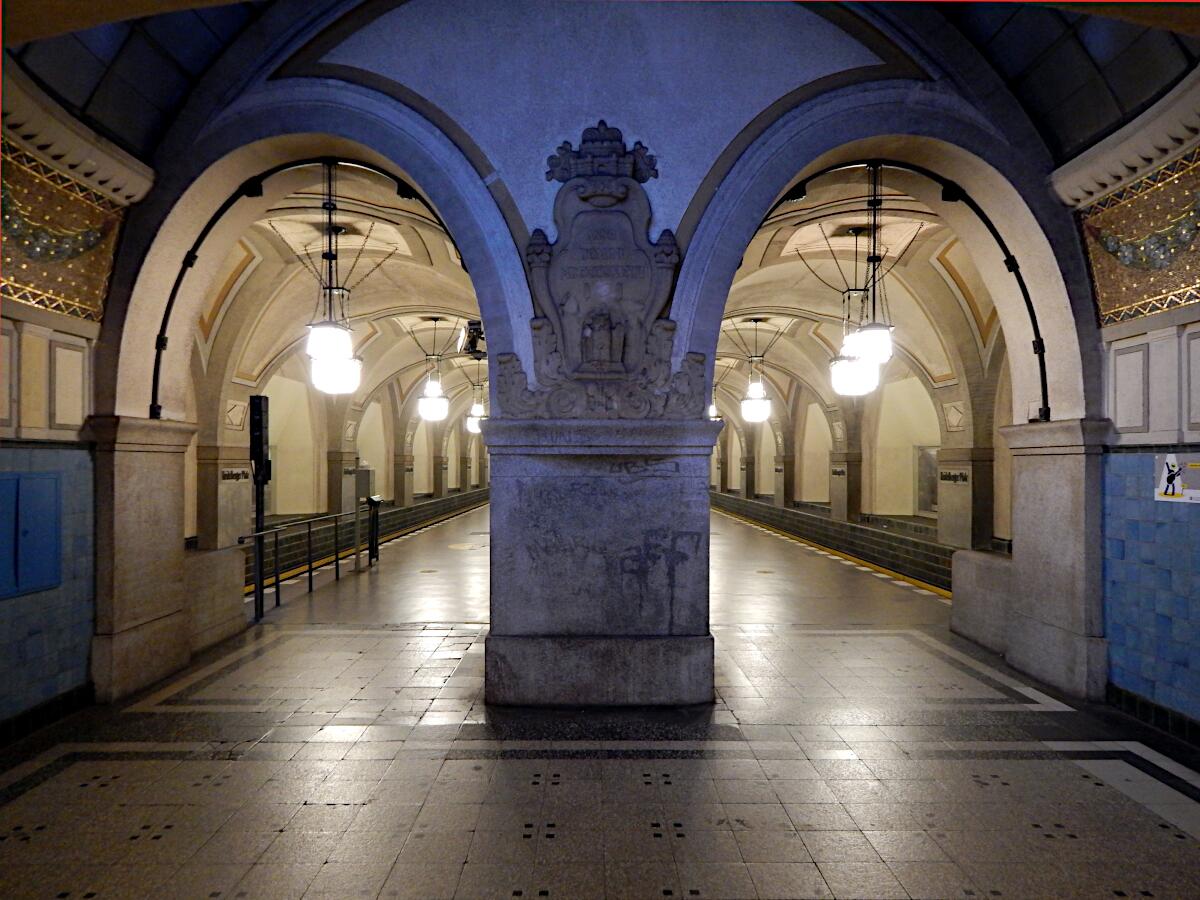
[830,354,880,396]
[310,356,362,394]
[843,323,893,365]
[465,400,485,434]
[418,395,449,421]
[707,402,720,420]
[418,372,448,421]
[306,322,353,361]
[741,395,771,423]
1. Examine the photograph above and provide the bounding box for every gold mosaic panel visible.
[1,139,123,322]
[1080,148,1200,326]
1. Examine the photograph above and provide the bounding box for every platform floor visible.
[1,507,1198,899]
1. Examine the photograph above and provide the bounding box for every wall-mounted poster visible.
[1155,453,1200,503]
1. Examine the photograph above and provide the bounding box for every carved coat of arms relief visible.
[494,121,706,420]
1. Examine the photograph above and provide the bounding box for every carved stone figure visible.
[497,121,706,419]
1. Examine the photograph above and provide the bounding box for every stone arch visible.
[670,83,1099,425]
[100,78,531,423]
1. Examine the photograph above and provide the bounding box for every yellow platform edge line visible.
[713,506,953,600]
[241,500,487,595]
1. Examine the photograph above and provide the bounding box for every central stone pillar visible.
[485,419,720,705]
[483,120,716,706]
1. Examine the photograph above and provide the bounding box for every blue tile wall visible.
[1103,452,1200,721]
[0,447,94,722]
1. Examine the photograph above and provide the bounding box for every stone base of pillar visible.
[483,418,721,707]
[953,419,1110,701]
[92,610,191,703]
[485,634,714,705]
[86,415,196,703]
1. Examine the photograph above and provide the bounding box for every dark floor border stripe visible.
[2,747,1198,812]
[1107,684,1200,747]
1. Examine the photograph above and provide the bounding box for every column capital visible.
[84,415,195,451]
[482,418,722,456]
[1000,418,1112,454]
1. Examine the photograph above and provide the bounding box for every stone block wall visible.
[1103,451,1200,721]
[0,445,94,723]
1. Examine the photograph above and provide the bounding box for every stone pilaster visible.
[773,454,795,508]
[86,416,194,702]
[458,455,471,493]
[829,450,862,521]
[936,448,994,549]
[952,419,1110,700]
[483,419,720,705]
[432,455,448,497]
[740,455,756,498]
[326,450,358,513]
[477,453,489,488]
[195,444,252,550]
[393,453,414,506]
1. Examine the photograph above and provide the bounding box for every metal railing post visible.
[354,503,362,573]
[273,531,281,607]
[334,516,341,580]
[306,522,314,593]
[253,534,265,621]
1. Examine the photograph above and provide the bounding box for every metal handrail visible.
[238,498,382,621]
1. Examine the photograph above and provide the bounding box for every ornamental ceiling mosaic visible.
[1080,148,1200,326]
[1,139,123,322]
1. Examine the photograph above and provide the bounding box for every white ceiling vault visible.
[190,164,483,446]
[714,169,1003,441]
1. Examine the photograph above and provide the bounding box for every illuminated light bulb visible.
[708,402,720,420]
[311,356,361,394]
[741,377,771,422]
[306,322,353,361]
[418,373,448,421]
[844,323,893,365]
[830,355,880,396]
[465,400,485,434]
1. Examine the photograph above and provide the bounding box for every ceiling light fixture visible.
[465,361,487,433]
[271,161,401,395]
[739,319,773,424]
[790,164,922,397]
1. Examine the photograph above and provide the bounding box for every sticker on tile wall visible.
[1155,453,1200,502]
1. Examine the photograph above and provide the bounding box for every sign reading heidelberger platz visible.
[1155,453,1200,503]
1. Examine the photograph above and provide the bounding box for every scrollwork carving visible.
[498,122,706,420]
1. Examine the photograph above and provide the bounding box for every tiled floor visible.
[1,507,1199,899]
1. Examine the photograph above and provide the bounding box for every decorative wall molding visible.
[1080,148,1200,327]
[1053,68,1200,208]
[0,58,154,206]
[1106,323,1200,446]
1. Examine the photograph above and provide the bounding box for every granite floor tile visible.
[747,861,834,899]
